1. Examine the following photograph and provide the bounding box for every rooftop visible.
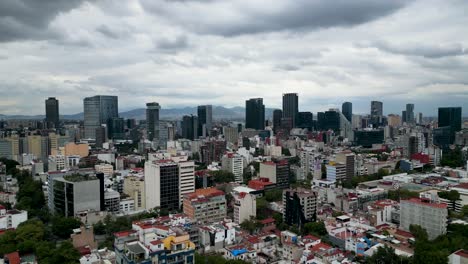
[186,187,225,200]
[401,198,447,209]
[63,173,98,182]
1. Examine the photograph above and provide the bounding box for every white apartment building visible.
[221,153,244,183]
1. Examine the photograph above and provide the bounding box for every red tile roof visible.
[114,230,137,237]
[402,198,447,209]
[4,252,20,264]
[455,249,468,258]
[395,229,414,238]
[260,218,275,225]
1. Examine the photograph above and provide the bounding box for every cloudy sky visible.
[0,0,467,116]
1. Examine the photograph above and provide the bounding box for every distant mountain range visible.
[0,106,276,121]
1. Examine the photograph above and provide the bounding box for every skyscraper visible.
[273,109,282,133]
[182,115,198,140]
[342,102,352,122]
[437,107,462,145]
[83,95,118,139]
[197,105,213,137]
[245,98,265,130]
[282,93,299,127]
[371,101,383,116]
[406,104,415,124]
[297,111,313,131]
[146,102,160,142]
[45,97,59,129]
[370,101,383,127]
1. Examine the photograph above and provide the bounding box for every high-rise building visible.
[297,112,313,131]
[197,105,213,137]
[283,188,317,226]
[182,115,198,140]
[233,192,256,224]
[388,114,401,127]
[438,107,462,145]
[370,101,383,127]
[282,93,299,127]
[400,198,447,240]
[144,160,180,211]
[45,97,59,129]
[273,109,283,133]
[200,139,226,164]
[245,98,265,130]
[146,102,160,142]
[223,126,239,144]
[221,152,244,183]
[110,117,125,139]
[259,160,290,189]
[336,152,355,181]
[342,102,352,122]
[49,172,104,217]
[405,104,415,124]
[326,162,347,183]
[83,95,118,139]
[371,101,383,116]
[402,110,407,123]
[123,175,146,210]
[354,129,384,148]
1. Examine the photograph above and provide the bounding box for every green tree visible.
[49,241,80,264]
[303,221,328,237]
[410,224,428,242]
[365,245,411,264]
[265,189,283,202]
[51,216,82,239]
[211,170,235,184]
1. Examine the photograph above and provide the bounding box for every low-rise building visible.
[0,206,28,230]
[183,187,227,224]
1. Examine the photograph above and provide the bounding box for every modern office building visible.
[110,117,125,139]
[283,188,317,226]
[354,129,384,147]
[326,162,347,183]
[273,109,283,133]
[405,104,415,124]
[146,102,160,142]
[370,101,383,127]
[45,97,59,129]
[221,152,244,183]
[336,152,355,181]
[438,107,462,145]
[197,105,213,137]
[282,93,299,127]
[342,102,352,123]
[400,198,448,240]
[259,160,290,189]
[183,187,227,224]
[297,111,313,131]
[83,95,118,139]
[49,173,104,217]
[144,160,180,211]
[245,98,265,130]
[182,115,198,140]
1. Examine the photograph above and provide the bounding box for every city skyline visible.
[0,1,467,116]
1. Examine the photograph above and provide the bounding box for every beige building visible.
[123,175,146,210]
[233,192,256,224]
[183,187,226,224]
[95,163,114,177]
[27,135,42,159]
[64,142,89,157]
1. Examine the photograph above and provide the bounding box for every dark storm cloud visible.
[141,0,410,36]
[0,0,88,42]
[372,41,467,58]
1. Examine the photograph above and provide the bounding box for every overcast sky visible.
[0,0,467,116]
